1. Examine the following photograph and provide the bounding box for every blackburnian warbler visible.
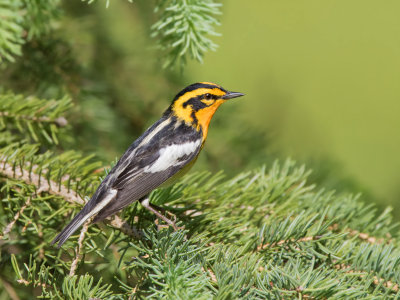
[52,82,244,247]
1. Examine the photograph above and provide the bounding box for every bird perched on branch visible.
[52,82,244,247]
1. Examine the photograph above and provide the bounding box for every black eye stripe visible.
[182,93,218,108]
[183,96,208,109]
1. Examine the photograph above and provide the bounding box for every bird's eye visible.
[205,93,212,100]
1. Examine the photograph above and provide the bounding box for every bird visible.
[52,82,244,247]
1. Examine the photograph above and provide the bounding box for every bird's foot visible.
[154,217,184,231]
[140,199,184,231]
[149,203,177,221]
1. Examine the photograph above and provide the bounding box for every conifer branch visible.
[203,267,217,283]
[109,216,142,239]
[152,0,222,68]
[0,196,31,240]
[0,160,85,205]
[0,112,68,127]
[0,159,140,240]
[347,228,389,244]
[0,93,72,144]
[335,263,399,292]
[0,278,20,300]
[256,235,323,251]
[0,0,61,63]
[0,1,24,63]
[2,155,399,297]
[23,0,61,40]
[329,223,391,244]
[69,221,89,276]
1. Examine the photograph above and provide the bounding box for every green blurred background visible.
[4,1,400,217]
[187,0,400,217]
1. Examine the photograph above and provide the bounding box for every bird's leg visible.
[139,197,181,231]
[147,203,177,223]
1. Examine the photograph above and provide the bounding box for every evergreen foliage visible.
[0,1,24,63]
[0,92,71,144]
[0,0,221,69]
[1,1,399,299]
[0,0,61,63]
[152,0,221,68]
[1,99,400,298]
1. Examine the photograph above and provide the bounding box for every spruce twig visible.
[0,197,31,240]
[152,0,222,68]
[0,112,68,127]
[0,93,72,144]
[69,220,89,276]
[1,278,20,300]
[329,223,392,244]
[0,159,140,240]
[256,235,323,251]
[335,263,399,292]
[0,160,85,205]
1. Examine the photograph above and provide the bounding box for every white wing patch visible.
[109,119,174,182]
[145,140,201,173]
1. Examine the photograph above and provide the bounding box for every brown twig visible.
[37,224,45,259]
[0,160,140,240]
[329,224,391,244]
[69,221,89,276]
[0,160,85,205]
[0,197,31,240]
[347,229,387,244]
[208,268,217,283]
[334,263,399,292]
[1,278,20,300]
[201,267,217,283]
[16,279,29,285]
[257,236,321,251]
[0,112,68,127]
[109,215,142,239]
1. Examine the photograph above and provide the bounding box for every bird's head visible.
[169,82,244,138]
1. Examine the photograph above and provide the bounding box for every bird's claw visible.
[154,218,184,231]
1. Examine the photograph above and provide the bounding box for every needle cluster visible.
[1,98,400,298]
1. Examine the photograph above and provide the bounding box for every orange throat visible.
[194,100,224,141]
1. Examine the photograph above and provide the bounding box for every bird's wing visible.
[92,131,202,222]
[52,118,202,247]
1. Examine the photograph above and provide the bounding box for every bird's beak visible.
[222,91,245,100]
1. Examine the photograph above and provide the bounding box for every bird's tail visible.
[51,205,91,248]
[52,189,118,248]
